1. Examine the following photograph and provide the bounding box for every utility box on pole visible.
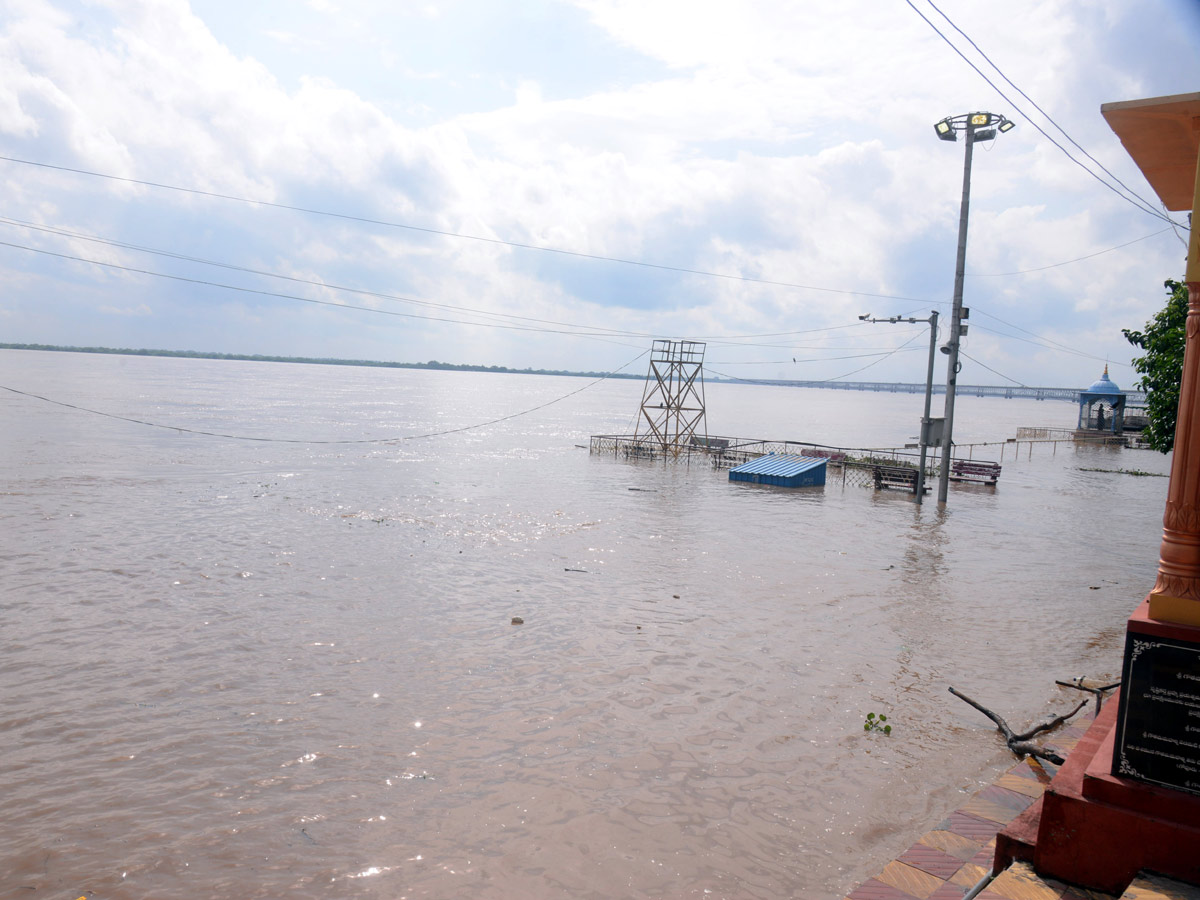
[922,417,945,448]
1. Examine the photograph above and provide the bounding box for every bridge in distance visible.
[716,379,1147,405]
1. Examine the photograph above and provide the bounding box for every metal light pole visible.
[917,309,939,503]
[932,112,1014,504]
[859,311,939,504]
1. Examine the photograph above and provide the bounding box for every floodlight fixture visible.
[933,112,1016,144]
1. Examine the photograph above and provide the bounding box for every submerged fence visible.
[588,427,1136,489]
[588,434,942,490]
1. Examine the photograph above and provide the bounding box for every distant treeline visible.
[0,343,643,380]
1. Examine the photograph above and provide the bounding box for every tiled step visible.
[979,860,1114,899]
[1120,872,1200,900]
[974,864,1200,900]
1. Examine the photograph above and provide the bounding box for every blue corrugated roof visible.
[729,454,826,488]
[731,455,826,477]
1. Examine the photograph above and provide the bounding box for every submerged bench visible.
[802,450,847,464]
[873,465,918,492]
[950,460,1001,484]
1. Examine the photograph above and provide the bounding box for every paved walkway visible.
[841,698,1200,900]
[842,719,1099,900]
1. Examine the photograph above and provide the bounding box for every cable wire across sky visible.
[0,184,1164,372]
[0,51,1174,388]
[0,155,935,305]
[904,0,1188,229]
[0,349,649,444]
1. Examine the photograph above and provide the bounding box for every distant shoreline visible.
[0,343,1113,399]
[0,343,644,381]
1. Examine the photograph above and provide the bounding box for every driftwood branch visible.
[1011,700,1090,742]
[949,686,1088,765]
[1054,679,1121,716]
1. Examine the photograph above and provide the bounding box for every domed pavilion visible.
[1076,366,1125,434]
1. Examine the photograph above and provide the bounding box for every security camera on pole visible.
[932,112,1015,504]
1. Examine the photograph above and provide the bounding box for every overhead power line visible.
[904,0,1187,228]
[0,216,657,341]
[1,155,1176,349]
[709,326,928,384]
[958,351,1028,387]
[0,154,930,304]
[709,348,924,365]
[922,0,1179,226]
[0,238,646,341]
[0,350,648,443]
[965,312,1129,368]
[3,225,1122,377]
[0,154,1168,376]
[967,228,1174,276]
[0,219,912,348]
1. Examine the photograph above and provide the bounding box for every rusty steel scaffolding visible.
[634,339,708,455]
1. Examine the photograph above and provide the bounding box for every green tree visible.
[1123,279,1188,453]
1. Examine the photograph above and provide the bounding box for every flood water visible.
[0,349,1171,898]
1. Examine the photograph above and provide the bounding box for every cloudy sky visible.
[0,0,1196,388]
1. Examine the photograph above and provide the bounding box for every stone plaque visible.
[1113,632,1200,796]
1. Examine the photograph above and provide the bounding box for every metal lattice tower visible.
[634,340,708,454]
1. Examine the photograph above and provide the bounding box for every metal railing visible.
[588,434,945,490]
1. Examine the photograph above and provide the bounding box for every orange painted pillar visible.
[1002,95,1200,894]
[1148,153,1200,625]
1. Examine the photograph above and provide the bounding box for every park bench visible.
[802,450,847,464]
[950,460,1001,484]
[873,465,918,492]
[710,448,756,469]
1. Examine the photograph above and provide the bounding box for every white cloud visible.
[99,302,153,316]
[0,0,1193,385]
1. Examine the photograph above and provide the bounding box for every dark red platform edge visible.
[992,794,1042,871]
[994,687,1200,894]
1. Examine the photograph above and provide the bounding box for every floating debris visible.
[511,616,524,625]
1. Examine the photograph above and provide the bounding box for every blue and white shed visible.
[729,454,827,488]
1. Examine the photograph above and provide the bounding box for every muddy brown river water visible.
[0,350,1170,898]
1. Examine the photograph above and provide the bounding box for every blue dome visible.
[1085,368,1121,396]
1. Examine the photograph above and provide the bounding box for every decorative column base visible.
[997,688,1200,893]
[993,598,1200,893]
[1112,598,1200,794]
